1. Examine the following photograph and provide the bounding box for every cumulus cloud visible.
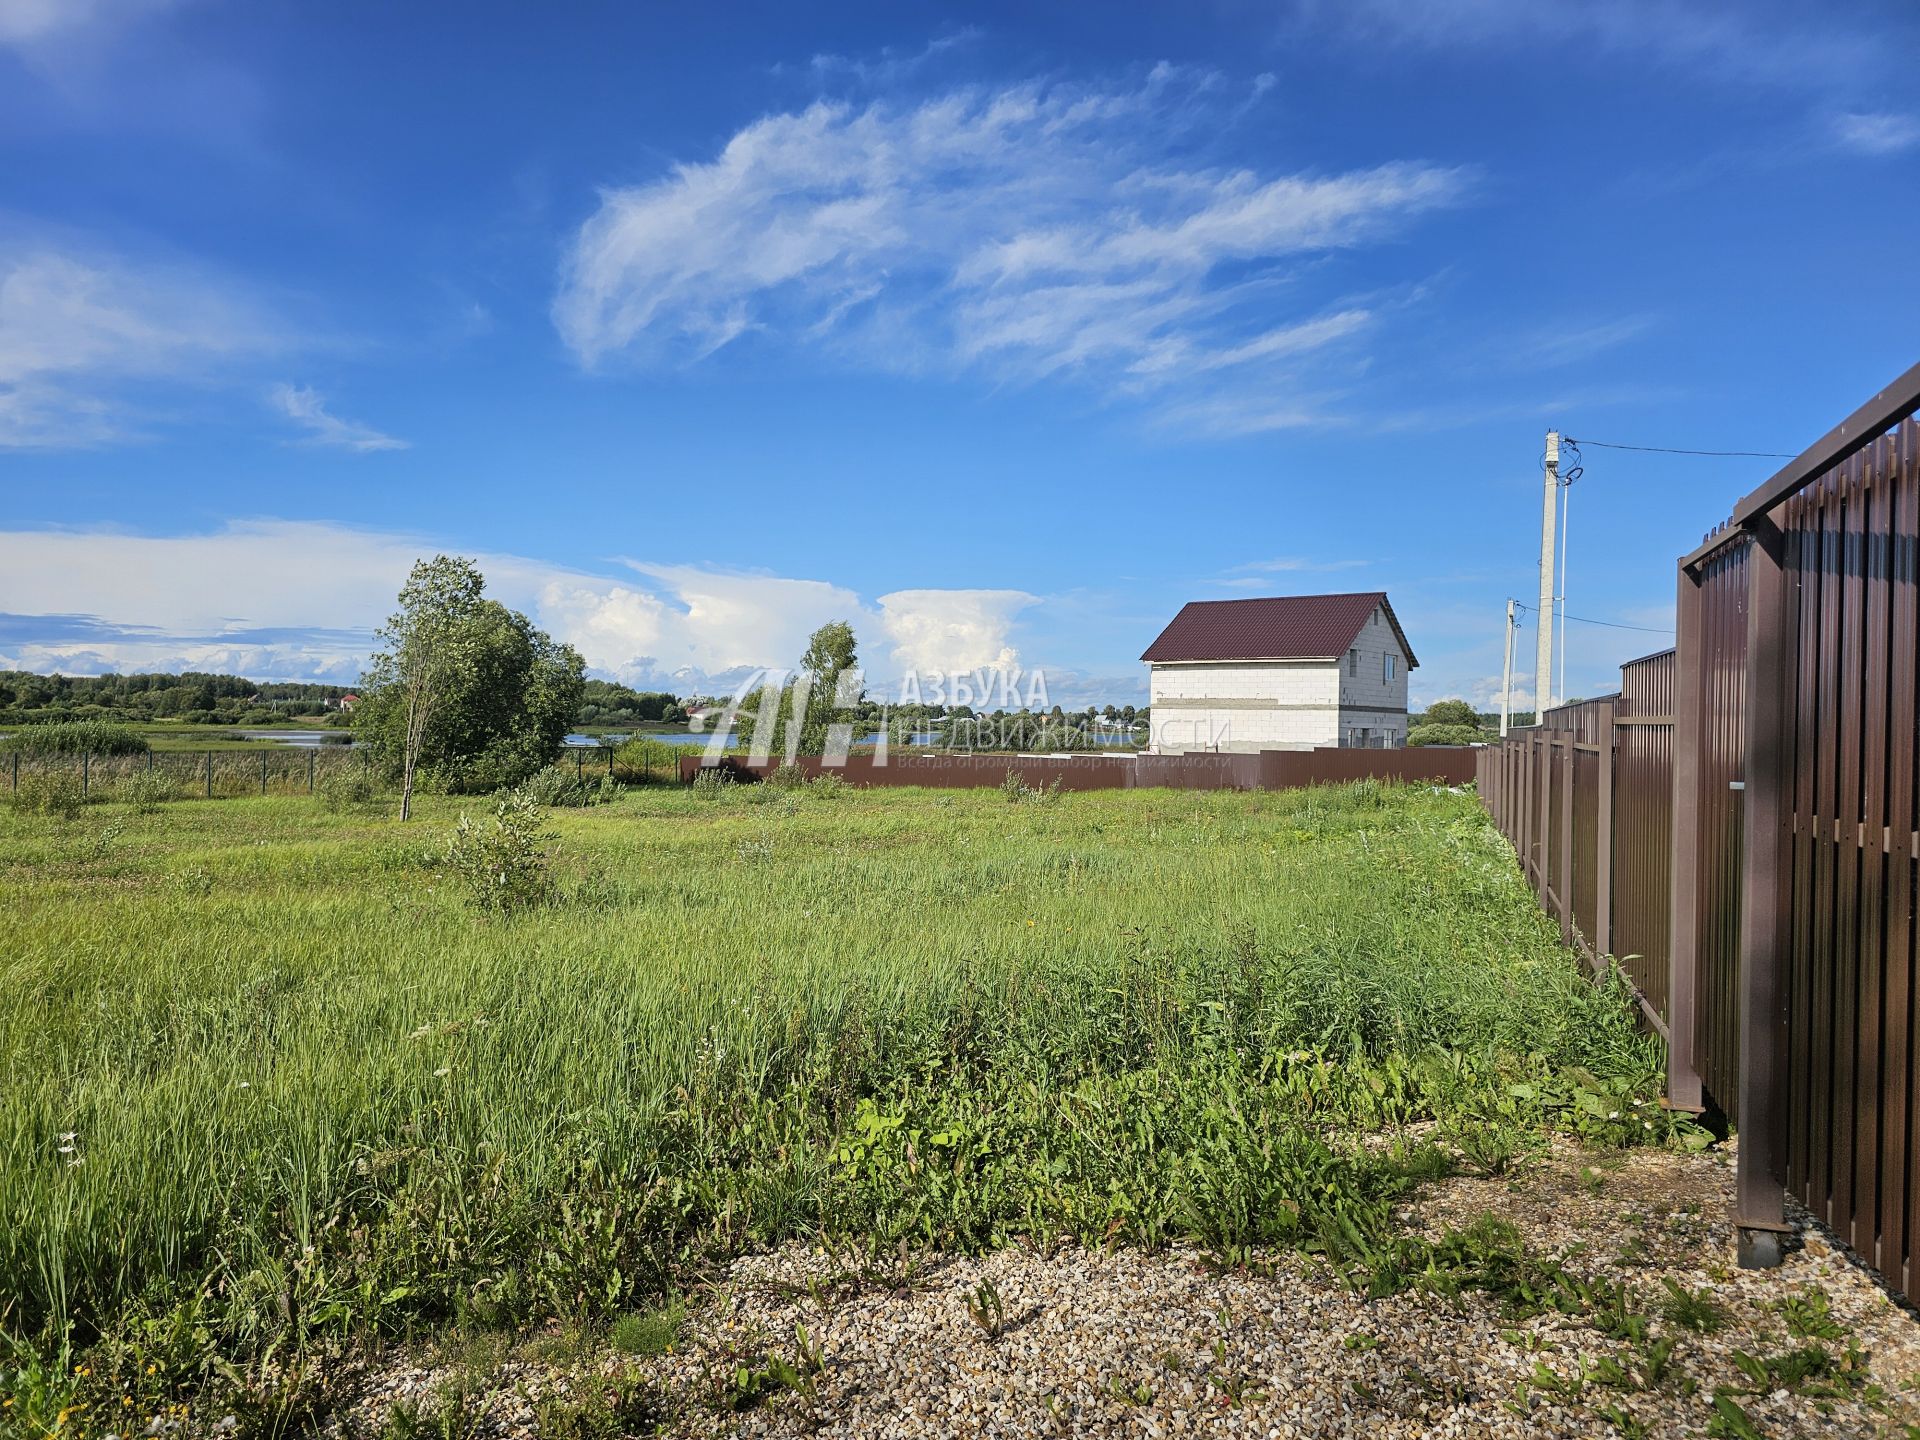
[876,588,1037,675]
[0,244,281,447]
[269,383,407,452]
[553,72,1466,431]
[0,520,1041,695]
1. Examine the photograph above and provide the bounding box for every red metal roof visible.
[1140,592,1417,667]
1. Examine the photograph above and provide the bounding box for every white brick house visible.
[1141,592,1416,753]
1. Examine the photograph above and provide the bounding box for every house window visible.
[1348,649,1358,676]
[1384,654,1397,682]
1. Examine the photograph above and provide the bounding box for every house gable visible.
[1141,592,1418,669]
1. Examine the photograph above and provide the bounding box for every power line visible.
[1511,600,1672,636]
[1564,437,1795,460]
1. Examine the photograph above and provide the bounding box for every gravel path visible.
[321,1141,1920,1438]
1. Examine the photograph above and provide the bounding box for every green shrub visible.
[121,770,175,814]
[0,722,149,758]
[1419,699,1481,729]
[519,763,615,808]
[1406,723,1484,748]
[808,771,849,799]
[444,790,555,914]
[1000,769,1060,804]
[317,765,381,813]
[690,767,734,801]
[9,769,85,820]
[768,762,808,790]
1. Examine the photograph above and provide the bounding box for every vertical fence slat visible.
[1889,421,1919,1296]
[1670,562,1706,1112]
[1559,734,1575,945]
[1597,705,1614,961]
[1736,515,1793,1264]
[1812,467,1843,1214]
[1789,486,1822,1205]
[1834,452,1867,1237]
[1858,439,1892,1265]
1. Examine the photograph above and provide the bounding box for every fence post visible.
[261,750,269,796]
[82,752,90,798]
[205,751,213,799]
[309,750,316,793]
[1596,702,1615,962]
[1535,731,1551,906]
[10,751,16,792]
[1557,734,1574,944]
[1735,518,1794,1267]
[576,749,583,780]
[1668,559,1706,1114]
[1519,733,1532,880]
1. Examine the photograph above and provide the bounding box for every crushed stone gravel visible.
[317,1140,1920,1438]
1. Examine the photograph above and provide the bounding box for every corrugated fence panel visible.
[1615,650,1675,1020]
[1573,744,1601,950]
[1783,419,1920,1292]
[1476,372,1920,1304]
[1694,540,1750,1120]
[680,747,1480,791]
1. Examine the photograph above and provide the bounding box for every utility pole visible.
[1536,429,1559,716]
[1500,598,1517,737]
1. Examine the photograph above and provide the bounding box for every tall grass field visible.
[0,778,1675,1432]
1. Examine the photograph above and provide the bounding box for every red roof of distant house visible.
[1140,592,1417,668]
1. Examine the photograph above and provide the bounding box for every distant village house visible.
[1141,592,1415,753]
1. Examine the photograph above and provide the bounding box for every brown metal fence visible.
[1478,359,1920,1292]
[683,746,1480,791]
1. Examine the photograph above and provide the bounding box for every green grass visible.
[0,779,1674,1428]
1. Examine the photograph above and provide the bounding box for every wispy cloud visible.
[1288,0,1879,90]
[1507,314,1657,369]
[0,242,281,447]
[0,0,173,48]
[801,29,981,88]
[1234,556,1372,574]
[269,383,407,452]
[553,70,1468,432]
[1829,110,1920,155]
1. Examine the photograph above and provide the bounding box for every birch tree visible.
[366,556,484,820]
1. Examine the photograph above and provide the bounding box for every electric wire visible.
[1508,600,1671,636]
[1564,438,1794,459]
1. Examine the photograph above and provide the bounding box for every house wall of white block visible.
[1147,601,1410,754]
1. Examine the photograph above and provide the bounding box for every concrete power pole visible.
[1500,598,1516,737]
[1536,430,1559,718]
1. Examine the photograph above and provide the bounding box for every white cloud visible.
[876,588,1037,675]
[0,244,280,447]
[269,383,407,452]
[1291,0,1876,90]
[553,73,1466,430]
[1234,557,1370,572]
[0,520,1043,694]
[1830,110,1920,155]
[0,0,169,47]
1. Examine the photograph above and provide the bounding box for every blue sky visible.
[3,0,1917,708]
